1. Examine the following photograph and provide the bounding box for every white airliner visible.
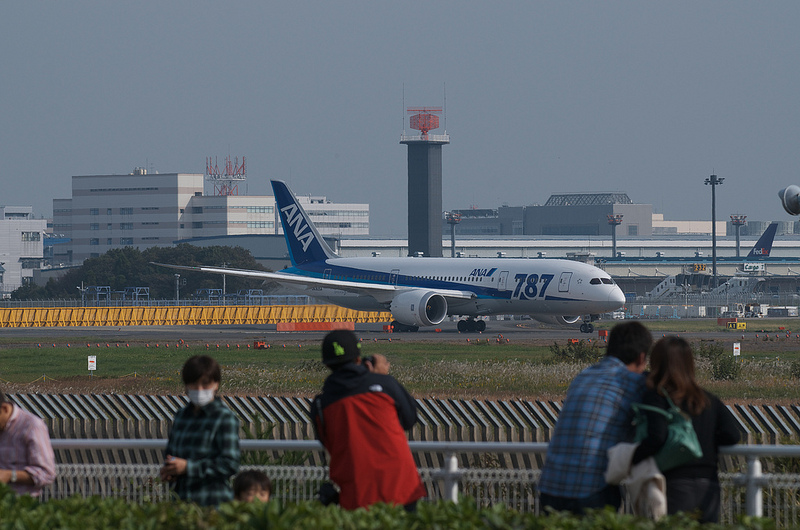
[155,180,626,332]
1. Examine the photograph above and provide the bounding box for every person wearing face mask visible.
[160,355,240,506]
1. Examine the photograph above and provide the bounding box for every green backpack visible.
[632,389,703,472]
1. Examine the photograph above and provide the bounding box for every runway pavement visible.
[0,320,737,346]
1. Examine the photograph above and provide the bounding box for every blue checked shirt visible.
[164,398,241,506]
[538,355,645,498]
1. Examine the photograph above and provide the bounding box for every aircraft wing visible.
[150,262,476,301]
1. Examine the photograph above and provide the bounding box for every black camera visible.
[318,481,340,506]
[361,355,375,366]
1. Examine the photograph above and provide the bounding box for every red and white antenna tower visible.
[205,155,246,196]
[407,107,442,139]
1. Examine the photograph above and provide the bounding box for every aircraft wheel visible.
[587,323,594,333]
[580,323,588,333]
[457,320,467,332]
[476,320,486,332]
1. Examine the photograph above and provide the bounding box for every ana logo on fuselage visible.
[281,204,315,252]
[470,268,497,277]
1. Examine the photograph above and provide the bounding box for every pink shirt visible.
[0,405,56,496]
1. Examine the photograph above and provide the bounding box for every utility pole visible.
[705,174,724,288]
[174,273,181,302]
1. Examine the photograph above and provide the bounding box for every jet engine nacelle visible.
[390,290,448,327]
[779,186,800,215]
[530,314,583,326]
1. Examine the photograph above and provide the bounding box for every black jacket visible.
[632,388,741,480]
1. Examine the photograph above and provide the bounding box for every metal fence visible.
[44,439,800,526]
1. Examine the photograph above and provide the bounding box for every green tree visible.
[11,245,270,300]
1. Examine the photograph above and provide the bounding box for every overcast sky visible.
[2,2,799,236]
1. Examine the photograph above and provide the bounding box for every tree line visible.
[12,244,271,300]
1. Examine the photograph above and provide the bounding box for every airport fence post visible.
[745,455,763,517]
[443,452,459,503]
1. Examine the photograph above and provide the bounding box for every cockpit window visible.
[601,278,614,285]
[590,278,602,285]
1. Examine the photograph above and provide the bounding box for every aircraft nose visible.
[609,286,626,306]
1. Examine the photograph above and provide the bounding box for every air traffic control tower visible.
[400,107,450,257]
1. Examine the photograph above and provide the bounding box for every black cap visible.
[321,330,361,367]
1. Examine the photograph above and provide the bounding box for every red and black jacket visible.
[311,363,426,510]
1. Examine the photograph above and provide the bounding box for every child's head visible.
[233,470,272,502]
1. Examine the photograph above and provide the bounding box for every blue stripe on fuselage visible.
[282,263,592,302]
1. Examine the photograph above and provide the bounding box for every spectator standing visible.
[631,336,740,522]
[538,321,653,513]
[160,355,240,506]
[0,389,56,497]
[311,330,426,510]
[233,469,272,502]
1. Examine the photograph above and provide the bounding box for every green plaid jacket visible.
[165,398,241,506]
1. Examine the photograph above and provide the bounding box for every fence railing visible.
[46,439,800,524]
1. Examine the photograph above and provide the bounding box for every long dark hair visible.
[647,336,708,416]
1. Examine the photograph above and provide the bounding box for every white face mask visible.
[187,389,215,407]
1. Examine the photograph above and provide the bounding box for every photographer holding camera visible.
[311,330,426,511]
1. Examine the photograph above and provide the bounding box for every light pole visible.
[730,214,747,258]
[705,174,724,288]
[174,273,181,302]
[607,214,623,258]
[445,212,461,258]
[220,262,228,304]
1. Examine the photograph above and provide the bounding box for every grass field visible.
[2,318,800,402]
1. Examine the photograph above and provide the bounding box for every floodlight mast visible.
[730,214,747,258]
[607,214,623,258]
[705,174,724,288]
[445,211,462,257]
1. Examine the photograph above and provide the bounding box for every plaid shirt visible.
[164,398,240,506]
[538,356,645,499]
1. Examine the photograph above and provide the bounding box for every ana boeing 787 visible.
[155,180,626,332]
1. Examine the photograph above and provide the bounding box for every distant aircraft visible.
[746,222,778,258]
[779,186,800,215]
[154,180,626,332]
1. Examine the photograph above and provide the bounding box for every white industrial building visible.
[0,206,47,297]
[52,169,369,264]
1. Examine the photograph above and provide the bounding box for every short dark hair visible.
[181,355,221,385]
[0,389,6,405]
[606,321,652,365]
[233,469,272,499]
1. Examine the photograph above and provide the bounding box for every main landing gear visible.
[457,318,486,333]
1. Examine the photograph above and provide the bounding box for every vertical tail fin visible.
[746,222,778,258]
[271,180,338,266]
